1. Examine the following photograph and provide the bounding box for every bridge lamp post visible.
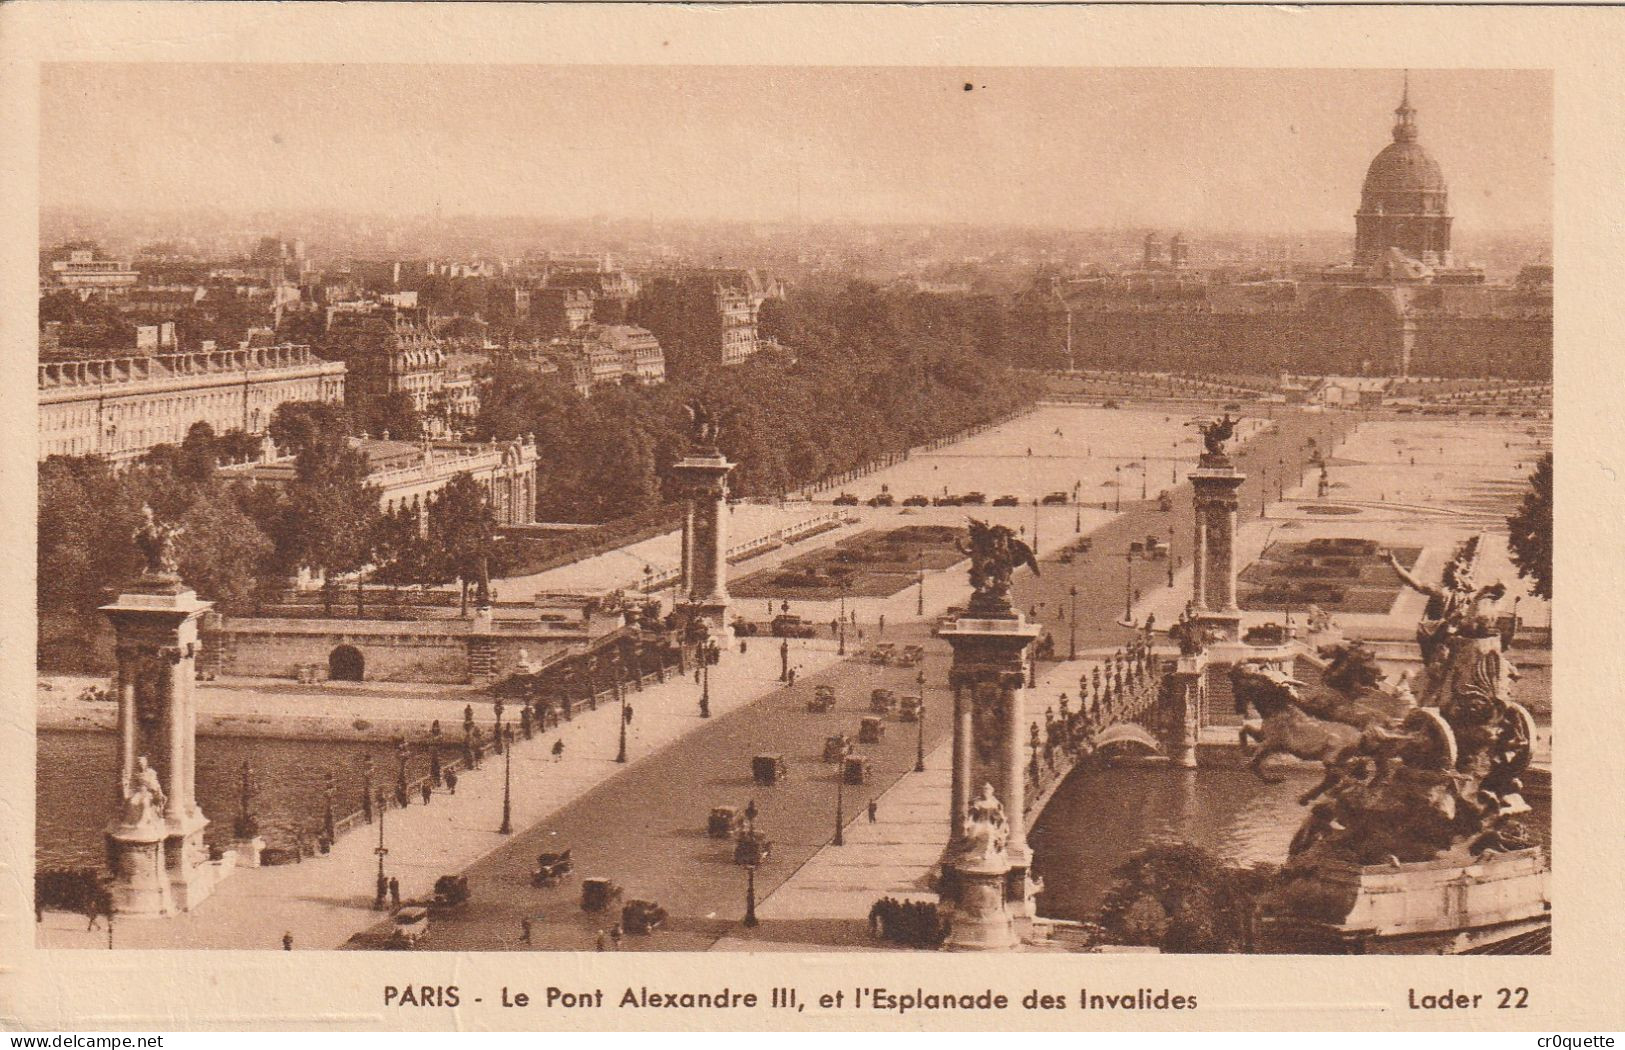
[616,677,628,764]
[834,755,847,847]
[915,670,927,773]
[700,641,713,719]
[374,788,389,910]
[493,700,504,757]
[500,724,514,835]
[1124,549,1136,624]
[1068,585,1078,661]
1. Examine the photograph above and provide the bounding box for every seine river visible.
[1030,762,1551,922]
[35,731,454,869]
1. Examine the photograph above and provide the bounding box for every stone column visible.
[1189,458,1246,642]
[101,573,217,916]
[1162,652,1208,769]
[940,612,1041,942]
[672,451,736,638]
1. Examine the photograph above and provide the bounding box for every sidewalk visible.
[38,639,841,950]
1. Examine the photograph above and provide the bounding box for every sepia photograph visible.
[26,59,1557,962]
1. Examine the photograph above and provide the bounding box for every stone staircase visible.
[466,637,499,680]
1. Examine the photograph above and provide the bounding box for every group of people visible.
[867,896,949,948]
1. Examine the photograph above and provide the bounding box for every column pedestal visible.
[101,574,220,917]
[938,610,1041,947]
[1189,459,1247,643]
[673,451,736,641]
[944,858,1021,952]
[1162,652,1208,769]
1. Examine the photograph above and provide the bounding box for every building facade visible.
[38,344,346,463]
[1017,83,1550,380]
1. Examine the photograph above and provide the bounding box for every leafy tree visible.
[267,400,355,457]
[171,484,273,608]
[283,442,381,615]
[1506,452,1552,600]
[356,390,423,441]
[1095,844,1275,953]
[428,472,496,615]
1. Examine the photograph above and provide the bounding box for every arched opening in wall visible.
[329,645,365,682]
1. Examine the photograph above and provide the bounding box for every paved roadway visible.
[353,408,1357,952]
[354,626,954,951]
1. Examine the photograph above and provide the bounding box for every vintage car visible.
[531,849,574,887]
[868,643,897,665]
[1243,623,1294,647]
[621,898,668,935]
[1041,491,1071,505]
[734,830,772,867]
[833,493,860,506]
[894,644,925,668]
[431,874,470,910]
[901,495,931,507]
[387,906,430,949]
[931,495,963,507]
[708,806,743,838]
[806,684,836,713]
[752,753,789,785]
[823,733,852,763]
[992,495,1021,507]
[1143,535,1169,559]
[581,877,623,912]
[866,493,896,508]
[771,614,818,639]
[960,492,987,505]
[1158,491,1174,512]
[898,695,924,723]
[843,754,871,786]
[731,616,760,637]
[859,715,886,744]
[869,688,897,714]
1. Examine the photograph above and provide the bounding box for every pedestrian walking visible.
[878,614,885,637]
[624,704,635,725]
[283,931,293,951]
[596,931,607,952]
[520,917,532,945]
[421,781,432,805]
[445,768,458,795]
[867,799,878,823]
[610,923,623,950]
[395,785,409,809]
[389,877,400,908]
[787,668,797,687]
[552,739,565,762]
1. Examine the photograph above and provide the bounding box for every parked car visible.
[902,495,931,507]
[961,492,987,505]
[823,734,852,763]
[430,875,470,910]
[752,753,789,785]
[859,716,886,744]
[869,688,897,714]
[731,616,760,637]
[992,495,1021,507]
[581,877,623,912]
[387,906,430,949]
[867,493,896,508]
[869,643,897,665]
[531,850,574,887]
[898,695,923,723]
[771,614,818,638]
[708,806,743,838]
[733,830,772,867]
[932,495,963,507]
[843,754,871,785]
[833,493,860,506]
[1041,491,1071,505]
[806,685,836,713]
[895,644,925,668]
[621,898,668,935]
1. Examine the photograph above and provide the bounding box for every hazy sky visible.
[41,65,1551,233]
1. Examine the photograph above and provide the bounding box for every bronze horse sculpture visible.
[1234,662,1365,795]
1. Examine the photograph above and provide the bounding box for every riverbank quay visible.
[37,639,839,949]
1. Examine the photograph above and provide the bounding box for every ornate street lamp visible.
[700,640,714,718]
[834,753,847,846]
[744,860,759,928]
[915,670,927,773]
[1069,585,1078,660]
[500,724,513,835]
[616,678,628,764]
[374,787,389,909]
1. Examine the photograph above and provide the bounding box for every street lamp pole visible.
[915,670,927,773]
[500,725,513,834]
[700,643,712,718]
[838,584,847,656]
[1168,525,1176,587]
[616,679,628,764]
[1115,465,1121,513]
[1068,584,1078,660]
[744,864,759,927]
[1142,453,1148,499]
[916,552,925,617]
[374,788,388,909]
[834,761,846,846]
[1125,549,1135,623]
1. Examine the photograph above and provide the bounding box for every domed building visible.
[1354,78,1454,267]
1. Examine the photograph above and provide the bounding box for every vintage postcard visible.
[2,0,1622,1034]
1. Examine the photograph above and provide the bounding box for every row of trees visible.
[39,410,504,669]
[475,279,1041,523]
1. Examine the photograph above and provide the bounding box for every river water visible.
[35,731,456,869]
[1029,763,1551,923]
